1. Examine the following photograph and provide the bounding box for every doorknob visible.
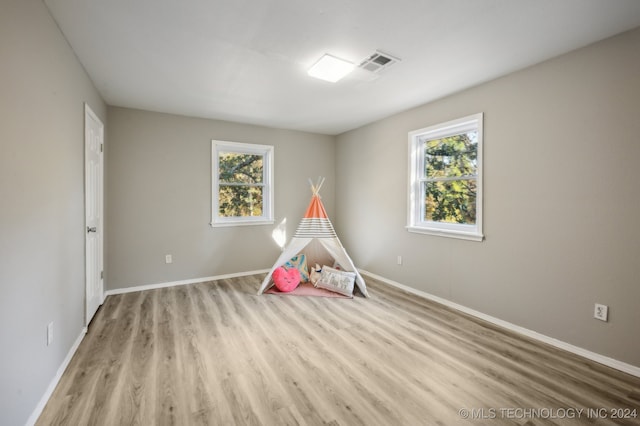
[87,226,97,233]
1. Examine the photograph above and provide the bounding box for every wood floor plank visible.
[37,274,640,425]
[214,279,340,425]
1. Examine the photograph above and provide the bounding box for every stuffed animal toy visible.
[309,264,322,286]
[272,266,301,292]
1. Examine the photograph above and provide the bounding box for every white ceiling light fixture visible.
[307,54,355,83]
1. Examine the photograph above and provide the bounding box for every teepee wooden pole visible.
[309,177,325,196]
[316,176,325,194]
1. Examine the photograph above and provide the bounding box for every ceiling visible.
[44,0,640,135]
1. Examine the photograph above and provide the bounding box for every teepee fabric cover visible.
[258,179,369,297]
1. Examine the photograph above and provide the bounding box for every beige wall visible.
[335,27,640,367]
[106,107,335,290]
[0,0,107,424]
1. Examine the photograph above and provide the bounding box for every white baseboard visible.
[26,327,88,426]
[360,269,640,378]
[104,269,270,297]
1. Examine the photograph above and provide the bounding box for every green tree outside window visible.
[218,153,264,217]
[423,131,477,224]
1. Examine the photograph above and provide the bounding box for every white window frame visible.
[407,113,484,241]
[211,140,274,227]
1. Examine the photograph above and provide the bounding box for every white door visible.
[85,104,104,326]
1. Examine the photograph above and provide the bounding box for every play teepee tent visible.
[258,178,369,297]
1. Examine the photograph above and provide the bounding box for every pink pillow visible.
[272,266,301,292]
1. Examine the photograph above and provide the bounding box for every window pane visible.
[424,131,477,178]
[218,153,263,184]
[219,185,263,217]
[424,179,476,224]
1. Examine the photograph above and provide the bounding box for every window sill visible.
[406,226,484,242]
[211,219,275,228]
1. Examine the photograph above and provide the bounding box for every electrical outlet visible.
[594,304,608,322]
[165,254,172,264]
[397,255,402,265]
[47,322,54,346]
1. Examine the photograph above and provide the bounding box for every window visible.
[407,113,483,241]
[211,140,274,227]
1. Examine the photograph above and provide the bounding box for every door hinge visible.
[100,143,103,153]
[100,270,104,280]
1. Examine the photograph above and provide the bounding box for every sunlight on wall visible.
[272,217,287,250]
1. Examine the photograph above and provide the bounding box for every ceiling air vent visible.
[358,51,400,74]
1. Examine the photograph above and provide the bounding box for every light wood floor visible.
[37,274,640,425]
